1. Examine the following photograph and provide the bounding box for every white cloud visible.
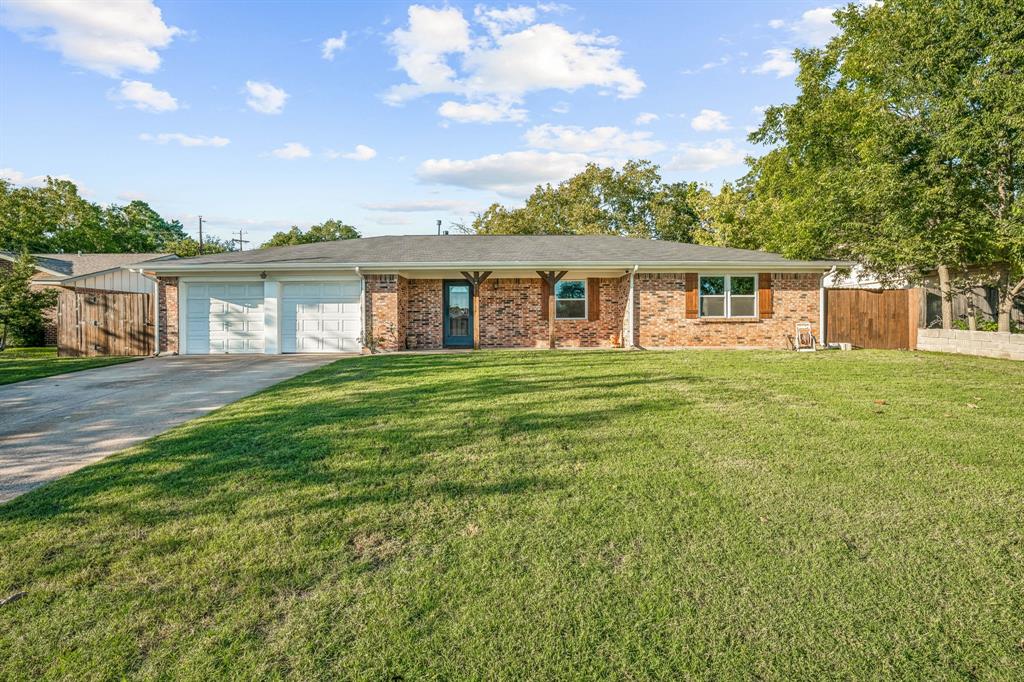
[384,5,643,118]
[362,199,474,212]
[139,132,230,147]
[385,5,471,102]
[668,139,746,172]
[474,5,536,36]
[789,7,839,47]
[1,167,77,188]
[634,112,659,125]
[323,144,377,161]
[271,142,311,159]
[245,80,288,114]
[321,31,348,60]
[767,7,839,48]
[681,55,730,75]
[551,101,570,114]
[753,48,797,78]
[113,80,178,112]
[417,150,600,197]
[438,99,527,123]
[523,124,664,156]
[690,109,731,132]
[0,0,181,77]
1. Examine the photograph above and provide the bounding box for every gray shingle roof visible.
[158,235,839,268]
[0,252,175,279]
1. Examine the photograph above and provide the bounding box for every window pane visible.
[556,300,586,318]
[701,295,725,317]
[700,276,725,295]
[731,295,756,317]
[731,276,756,296]
[555,280,585,299]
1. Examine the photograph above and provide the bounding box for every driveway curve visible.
[0,354,348,503]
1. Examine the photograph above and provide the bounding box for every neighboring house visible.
[133,235,839,355]
[0,252,175,345]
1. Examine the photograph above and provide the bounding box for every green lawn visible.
[0,347,139,386]
[1,350,1022,679]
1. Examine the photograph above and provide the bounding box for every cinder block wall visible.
[916,329,1024,361]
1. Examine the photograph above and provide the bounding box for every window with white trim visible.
[699,275,757,318]
[555,280,586,319]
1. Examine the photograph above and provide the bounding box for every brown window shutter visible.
[685,273,699,319]
[540,278,550,320]
[758,273,773,318]
[587,278,600,321]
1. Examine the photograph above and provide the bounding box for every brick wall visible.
[406,279,443,350]
[364,275,405,352]
[479,277,627,348]
[635,272,821,348]
[362,272,821,352]
[157,276,179,353]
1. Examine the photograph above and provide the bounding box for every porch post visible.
[537,270,567,349]
[460,270,492,350]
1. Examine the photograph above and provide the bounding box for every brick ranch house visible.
[131,235,840,355]
[0,252,172,345]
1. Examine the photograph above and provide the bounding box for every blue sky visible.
[1,1,840,244]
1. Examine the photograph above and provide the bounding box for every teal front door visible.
[443,280,473,347]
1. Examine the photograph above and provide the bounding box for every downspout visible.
[819,274,826,347]
[356,266,366,352]
[131,268,160,356]
[627,265,638,348]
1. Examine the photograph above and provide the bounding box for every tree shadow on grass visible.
[0,352,702,533]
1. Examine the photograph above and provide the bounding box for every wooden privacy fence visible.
[57,288,153,357]
[826,288,919,350]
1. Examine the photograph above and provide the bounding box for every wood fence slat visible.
[57,289,152,357]
[826,288,912,349]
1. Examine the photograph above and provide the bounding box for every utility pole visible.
[232,229,250,252]
[198,215,205,255]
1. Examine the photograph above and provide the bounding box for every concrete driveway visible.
[0,354,349,503]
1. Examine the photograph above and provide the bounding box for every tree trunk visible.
[967,294,977,331]
[936,264,953,330]
[997,274,1023,333]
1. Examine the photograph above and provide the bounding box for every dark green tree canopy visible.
[262,220,360,248]
[0,178,188,254]
[0,252,58,348]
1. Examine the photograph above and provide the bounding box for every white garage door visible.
[185,282,265,354]
[281,281,362,353]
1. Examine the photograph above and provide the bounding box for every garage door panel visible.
[185,282,265,354]
[281,280,361,354]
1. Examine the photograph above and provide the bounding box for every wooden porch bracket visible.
[460,271,492,349]
[536,270,568,349]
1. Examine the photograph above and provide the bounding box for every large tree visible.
[472,161,720,242]
[0,178,188,255]
[747,0,1023,330]
[262,219,360,248]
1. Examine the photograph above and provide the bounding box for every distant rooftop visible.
[0,252,175,280]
